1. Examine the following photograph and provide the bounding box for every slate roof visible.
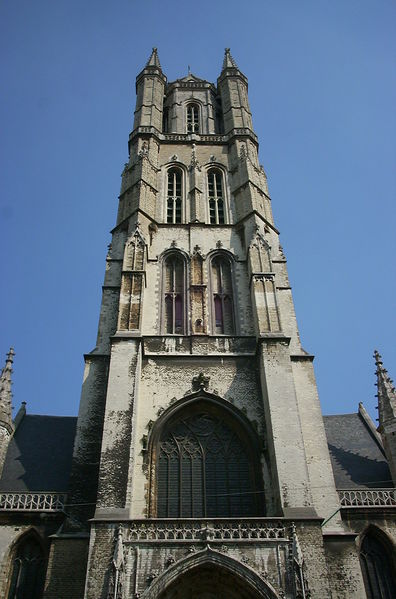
[0,414,77,492]
[323,413,392,489]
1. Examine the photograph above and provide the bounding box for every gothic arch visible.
[162,163,188,223]
[5,528,47,599]
[359,525,396,599]
[159,250,189,335]
[140,547,281,599]
[207,250,238,335]
[147,391,265,518]
[204,165,229,224]
[184,99,203,134]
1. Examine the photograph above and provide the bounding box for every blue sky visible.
[1,0,395,421]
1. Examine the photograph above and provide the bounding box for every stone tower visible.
[44,49,355,599]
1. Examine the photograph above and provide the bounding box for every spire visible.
[222,48,239,71]
[146,47,162,69]
[0,348,15,431]
[374,350,396,427]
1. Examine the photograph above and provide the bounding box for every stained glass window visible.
[8,535,46,599]
[157,410,260,517]
[360,532,396,599]
[163,254,185,334]
[211,257,234,334]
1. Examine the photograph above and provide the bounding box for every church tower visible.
[45,49,349,599]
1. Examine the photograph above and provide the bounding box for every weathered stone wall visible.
[43,537,89,599]
[83,520,334,599]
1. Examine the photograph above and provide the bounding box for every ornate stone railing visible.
[0,492,66,512]
[127,519,287,543]
[338,488,396,508]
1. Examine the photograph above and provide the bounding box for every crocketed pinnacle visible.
[0,348,15,430]
[374,350,396,427]
[222,48,239,70]
[146,47,162,69]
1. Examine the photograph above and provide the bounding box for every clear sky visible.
[1,0,395,421]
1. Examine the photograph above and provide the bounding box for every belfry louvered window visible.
[186,104,199,133]
[163,254,185,334]
[211,256,234,334]
[360,532,396,599]
[208,169,225,224]
[167,168,182,223]
[157,409,260,517]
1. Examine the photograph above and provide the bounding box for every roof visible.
[0,414,77,492]
[323,413,392,489]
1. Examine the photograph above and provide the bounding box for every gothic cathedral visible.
[0,49,395,599]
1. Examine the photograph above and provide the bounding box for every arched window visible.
[7,534,46,599]
[155,402,263,518]
[167,168,182,224]
[211,256,234,334]
[208,169,225,224]
[360,530,396,599]
[186,103,199,134]
[163,254,185,334]
[162,107,169,133]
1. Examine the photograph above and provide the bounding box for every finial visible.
[146,47,162,69]
[222,47,239,70]
[188,64,191,75]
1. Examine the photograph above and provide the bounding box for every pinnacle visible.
[222,48,239,71]
[374,349,396,425]
[0,347,15,429]
[146,47,162,69]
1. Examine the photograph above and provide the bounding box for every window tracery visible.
[360,530,396,599]
[163,254,186,335]
[7,534,46,599]
[186,103,200,134]
[210,256,234,334]
[208,169,225,224]
[167,168,182,224]
[155,405,262,518]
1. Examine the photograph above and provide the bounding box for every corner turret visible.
[133,47,167,131]
[217,48,253,134]
[374,350,396,484]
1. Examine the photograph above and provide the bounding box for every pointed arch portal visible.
[141,549,280,599]
[158,564,260,599]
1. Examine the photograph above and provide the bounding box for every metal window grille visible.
[208,170,225,224]
[157,412,259,518]
[164,255,184,334]
[186,104,199,133]
[167,169,182,224]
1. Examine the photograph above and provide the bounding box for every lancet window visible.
[163,254,185,335]
[208,169,225,224]
[360,531,396,599]
[7,534,46,599]
[162,107,169,133]
[167,168,182,224]
[155,404,262,518]
[210,256,234,334]
[186,103,199,134]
